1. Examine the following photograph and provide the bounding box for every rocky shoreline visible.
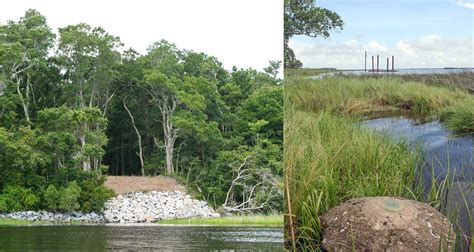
[0,210,104,223]
[0,191,219,224]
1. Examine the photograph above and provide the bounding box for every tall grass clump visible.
[440,98,474,133]
[284,110,419,249]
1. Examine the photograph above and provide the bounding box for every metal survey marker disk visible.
[384,198,404,212]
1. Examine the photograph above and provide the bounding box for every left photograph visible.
[0,1,284,250]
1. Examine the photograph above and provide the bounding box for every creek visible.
[362,117,473,242]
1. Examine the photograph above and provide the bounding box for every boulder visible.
[320,197,455,251]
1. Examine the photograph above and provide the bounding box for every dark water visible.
[310,68,474,79]
[362,117,473,240]
[0,224,283,251]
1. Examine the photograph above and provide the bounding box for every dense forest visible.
[0,10,282,213]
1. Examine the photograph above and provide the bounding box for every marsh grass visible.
[358,72,474,92]
[284,110,420,249]
[440,99,474,133]
[0,218,52,225]
[288,75,473,132]
[284,68,337,78]
[284,74,473,250]
[155,214,282,227]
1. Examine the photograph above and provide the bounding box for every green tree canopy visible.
[284,0,344,68]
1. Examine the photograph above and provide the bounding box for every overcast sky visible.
[290,0,474,69]
[1,0,283,74]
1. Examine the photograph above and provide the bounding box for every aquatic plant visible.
[440,99,474,133]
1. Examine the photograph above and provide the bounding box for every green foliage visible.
[440,98,474,133]
[57,23,121,109]
[284,0,343,68]
[0,9,282,216]
[37,106,108,171]
[0,186,39,212]
[44,184,60,211]
[157,214,283,227]
[287,75,471,118]
[240,85,283,145]
[284,72,472,249]
[78,173,115,212]
[58,181,81,211]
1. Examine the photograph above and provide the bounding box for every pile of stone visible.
[103,191,220,223]
[0,211,104,223]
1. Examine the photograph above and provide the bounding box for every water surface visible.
[0,224,283,250]
[362,117,473,240]
[310,68,474,80]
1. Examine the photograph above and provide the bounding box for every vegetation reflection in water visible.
[0,225,283,250]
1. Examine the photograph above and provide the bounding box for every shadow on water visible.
[0,225,283,250]
[362,117,473,248]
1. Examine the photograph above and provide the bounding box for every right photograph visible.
[284,0,473,251]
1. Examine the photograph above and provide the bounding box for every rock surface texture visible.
[103,191,220,223]
[320,196,455,251]
[0,211,104,223]
[1,191,219,224]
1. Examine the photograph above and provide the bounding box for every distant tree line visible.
[0,9,283,213]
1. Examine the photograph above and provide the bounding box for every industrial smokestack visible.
[377,55,379,72]
[371,56,374,71]
[365,51,367,72]
[392,56,395,71]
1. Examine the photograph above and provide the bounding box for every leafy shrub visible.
[44,184,60,211]
[23,192,39,208]
[78,173,115,212]
[0,198,8,212]
[0,186,39,212]
[58,181,81,211]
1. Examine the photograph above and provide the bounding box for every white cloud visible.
[367,41,388,53]
[290,35,473,69]
[0,0,283,73]
[456,0,474,9]
[396,40,416,57]
[344,40,357,46]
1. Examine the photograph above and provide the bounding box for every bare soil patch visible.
[320,196,455,251]
[105,176,186,194]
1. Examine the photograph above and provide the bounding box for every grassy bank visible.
[284,73,473,250]
[156,215,282,227]
[287,75,473,132]
[284,68,337,78]
[0,218,52,225]
[356,72,474,91]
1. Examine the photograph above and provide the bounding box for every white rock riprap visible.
[0,211,104,223]
[103,191,220,223]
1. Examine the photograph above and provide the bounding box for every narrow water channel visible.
[0,225,284,250]
[362,117,473,241]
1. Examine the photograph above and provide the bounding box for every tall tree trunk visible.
[15,77,30,122]
[160,96,178,175]
[123,98,145,176]
[79,134,91,172]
